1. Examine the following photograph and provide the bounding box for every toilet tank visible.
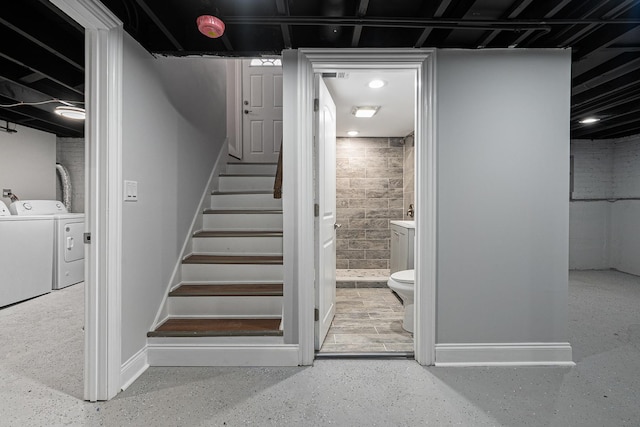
[390,221,415,274]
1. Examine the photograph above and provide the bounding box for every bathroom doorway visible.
[283,49,436,366]
[317,69,416,354]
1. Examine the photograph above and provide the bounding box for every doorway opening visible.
[284,49,436,366]
[316,69,417,354]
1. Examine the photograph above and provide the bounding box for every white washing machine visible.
[10,200,85,289]
[0,200,54,307]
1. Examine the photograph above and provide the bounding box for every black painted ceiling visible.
[1,0,639,139]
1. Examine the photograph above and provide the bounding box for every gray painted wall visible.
[435,49,571,344]
[570,136,640,275]
[120,34,227,363]
[0,125,56,205]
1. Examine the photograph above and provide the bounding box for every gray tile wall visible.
[56,137,85,213]
[336,137,405,269]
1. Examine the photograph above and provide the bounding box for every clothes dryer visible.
[9,200,85,289]
[0,201,53,306]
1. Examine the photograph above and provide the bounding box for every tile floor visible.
[319,287,414,352]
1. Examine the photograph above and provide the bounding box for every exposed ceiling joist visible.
[351,0,370,47]
[2,0,640,140]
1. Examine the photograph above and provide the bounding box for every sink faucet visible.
[407,203,414,218]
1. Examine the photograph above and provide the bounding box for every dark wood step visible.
[148,318,282,337]
[193,230,282,238]
[211,190,273,195]
[203,209,282,215]
[219,174,274,178]
[227,162,277,166]
[183,254,283,265]
[169,283,283,297]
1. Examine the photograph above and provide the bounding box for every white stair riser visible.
[167,296,282,316]
[219,176,274,192]
[182,263,283,282]
[226,163,277,175]
[193,236,283,255]
[202,213,282,230]
[210,193,282,209]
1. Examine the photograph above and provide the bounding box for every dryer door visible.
[63,221,85,262]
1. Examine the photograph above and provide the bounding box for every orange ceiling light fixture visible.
[197,15,225,38]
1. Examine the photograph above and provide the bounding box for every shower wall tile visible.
[403,134,415,220]
[336,137,405,269]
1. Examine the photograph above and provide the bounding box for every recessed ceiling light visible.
[352,106,380,118]
[347,130,359,136]
[54,106,85,120]
[578,117,600,124]
[368,79,386,89]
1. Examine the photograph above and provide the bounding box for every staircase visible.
[146,161,296,365]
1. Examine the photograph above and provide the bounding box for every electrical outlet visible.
[124,180,138,202]
[2,189,11,198]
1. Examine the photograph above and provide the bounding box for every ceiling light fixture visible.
[352,106,380,118]
[347,130,359,136]
[578,117,600,124]
[368,79,386,89]
[54,106,85,120]
[197,15,225,38]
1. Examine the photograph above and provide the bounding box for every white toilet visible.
[387,269,415,333]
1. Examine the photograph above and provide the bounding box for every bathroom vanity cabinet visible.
[390,221,415,274]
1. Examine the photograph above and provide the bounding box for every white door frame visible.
[282,49,437,365]
[50,0,123,400]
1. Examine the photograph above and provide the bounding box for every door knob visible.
[244,109,252,114]
[334,223,342,229]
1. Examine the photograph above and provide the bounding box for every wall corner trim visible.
[435,342,575,367]
[120,346,149,391]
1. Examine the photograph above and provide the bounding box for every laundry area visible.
[0,125,85,308]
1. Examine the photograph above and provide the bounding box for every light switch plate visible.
[124,180,138,202]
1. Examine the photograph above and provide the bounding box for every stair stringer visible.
[150,142,229,330]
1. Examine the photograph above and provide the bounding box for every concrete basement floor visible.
[1,270,639,426]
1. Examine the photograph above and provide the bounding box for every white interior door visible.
[242,59,283,163]
[314,76,337,350]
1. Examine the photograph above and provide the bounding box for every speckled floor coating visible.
[1,270,639,426]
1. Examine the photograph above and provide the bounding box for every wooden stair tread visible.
[227,162,277,165]
[148,318,282,337]
[193,230,282,238]
[170,283,283,297]
[211,190,273,195]
[183,254,283,264]
[219,174,274,177]
[203,209,282,214]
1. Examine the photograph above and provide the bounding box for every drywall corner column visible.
[435,49,572,362]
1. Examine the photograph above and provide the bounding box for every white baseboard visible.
[148,343,300,366]
[120,346,149,391]
[435,342,575,367]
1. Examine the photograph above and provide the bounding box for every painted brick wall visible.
[336,137,405,269]
[613,136,640,198]
[55,137,85,213]
[570,135,640,274]
[571,140,613,199]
